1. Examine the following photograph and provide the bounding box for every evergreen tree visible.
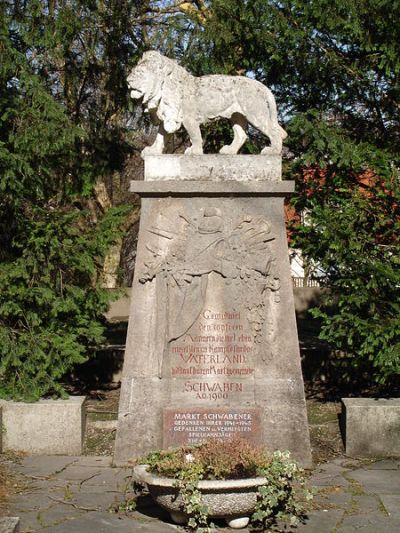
[0,1,141,400]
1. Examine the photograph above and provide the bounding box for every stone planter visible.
[133,464,267,529]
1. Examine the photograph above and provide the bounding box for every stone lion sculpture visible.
[127,51,287,156]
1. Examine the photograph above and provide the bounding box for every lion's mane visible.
[139,51,189,133]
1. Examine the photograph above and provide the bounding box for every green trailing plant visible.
[116,497,137,513]
[138,438,312,531]
[251,450,314,531]
[176,463,211,532]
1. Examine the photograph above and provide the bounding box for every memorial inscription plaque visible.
[163,408,262,447]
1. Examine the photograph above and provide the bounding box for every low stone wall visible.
[0,397,86,455]
[342,398,400,457]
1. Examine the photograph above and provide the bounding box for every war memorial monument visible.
[114,51,312,467]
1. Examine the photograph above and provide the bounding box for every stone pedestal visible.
[0,397,85,455]
[114,155,311,467]
[342,398,400,457]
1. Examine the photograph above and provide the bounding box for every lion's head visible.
[127,51,163,106]
[127,51,187,133]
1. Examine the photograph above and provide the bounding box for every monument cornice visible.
[130,179,294,197]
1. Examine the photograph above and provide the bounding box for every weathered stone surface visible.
[7,513,38,533]
[0,518,20,533]
[351,494,384,514]
[18,456,79,477]
[368,459,400,470]
[128,51,287,157]
[115,155,311,467]
[342,398,400,457]
[53,465,130,491]
[0,397,85,455]
[44,511,177,532]
[68,491,124,511]
[380,495,400,518]
[310,464,351,488]
[338,514,400,532]
[298,510,343,532]
[144,154,282,181]
[11,492,57,512]
[102,286,323,324]
[7,453,400,533]
[36,504,85,529]
[348,468,400,494]
[71,456,113,468]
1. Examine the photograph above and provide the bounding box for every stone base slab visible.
[342,398,400,457]
[0,518,20,533]
[0,396,86,455]
[144,154,282,181]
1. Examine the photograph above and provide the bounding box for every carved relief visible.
[140,209,280,375]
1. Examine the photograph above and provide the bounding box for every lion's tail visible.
[263,86,287,139]
[279,124,288,140]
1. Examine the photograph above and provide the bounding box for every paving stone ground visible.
[1,455,399,532]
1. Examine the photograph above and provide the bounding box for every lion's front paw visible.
[184,145,203,155]
[141,145,163,157]
[219,145,238,155]
[261,145,281,155]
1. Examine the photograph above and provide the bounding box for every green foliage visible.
[1,0,143,195]
[295,178,400,382]
[0,205,130,401]
[2,0,399,396]
[139,439,312,531]
[117,497,137,513]
[252,450,313,530]
[176,465,212,532]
